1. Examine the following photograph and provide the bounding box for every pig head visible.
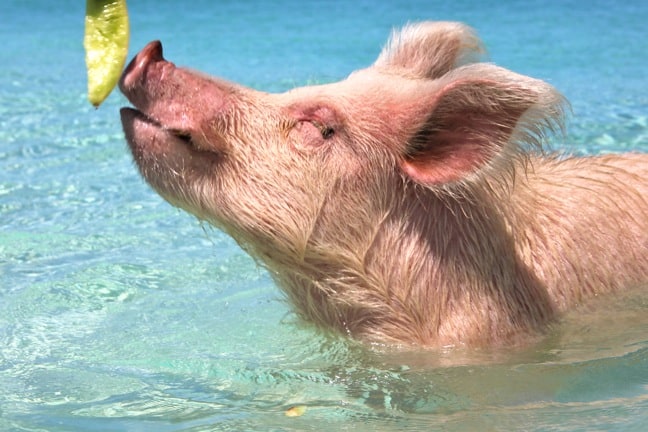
[120,22,648,347]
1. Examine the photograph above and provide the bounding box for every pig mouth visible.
[119,107,195,156]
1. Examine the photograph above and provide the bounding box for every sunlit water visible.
[1,0,647,430]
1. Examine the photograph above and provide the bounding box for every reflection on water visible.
[2,277,646,430]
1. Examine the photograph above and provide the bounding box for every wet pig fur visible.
[119,22,648,348]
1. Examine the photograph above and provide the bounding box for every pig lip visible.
[120,107,179,152]
[120,104,194,153]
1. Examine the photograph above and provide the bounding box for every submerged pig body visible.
[120,22,648,347]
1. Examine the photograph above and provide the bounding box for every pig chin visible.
[120,107,219,214]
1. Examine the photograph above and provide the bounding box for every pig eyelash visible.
[280,118,298,136]
[311,121,335,140]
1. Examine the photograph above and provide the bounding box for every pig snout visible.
[119,41,234,158]
[119,40,165,94]
[119,40,178,117]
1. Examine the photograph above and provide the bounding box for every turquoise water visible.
[1,0,647,430]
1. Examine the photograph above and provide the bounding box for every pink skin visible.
[120,23,648,348]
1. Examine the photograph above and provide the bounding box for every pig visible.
[119,22,648,348]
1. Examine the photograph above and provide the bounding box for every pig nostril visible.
[143,40,164,62]
[134,40,165,68]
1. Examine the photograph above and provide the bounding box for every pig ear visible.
[374,21,485,79]
[400,64,565,186]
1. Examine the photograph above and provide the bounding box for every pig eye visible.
[310,121,334,140]
[290,120,335,149]
[320,125,335,139]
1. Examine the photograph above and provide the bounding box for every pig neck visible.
[265,155,648,347]
[260,178,547,346]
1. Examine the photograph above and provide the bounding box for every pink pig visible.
[119,22,648,348]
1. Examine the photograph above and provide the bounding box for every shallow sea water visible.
[1,0,647,430]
